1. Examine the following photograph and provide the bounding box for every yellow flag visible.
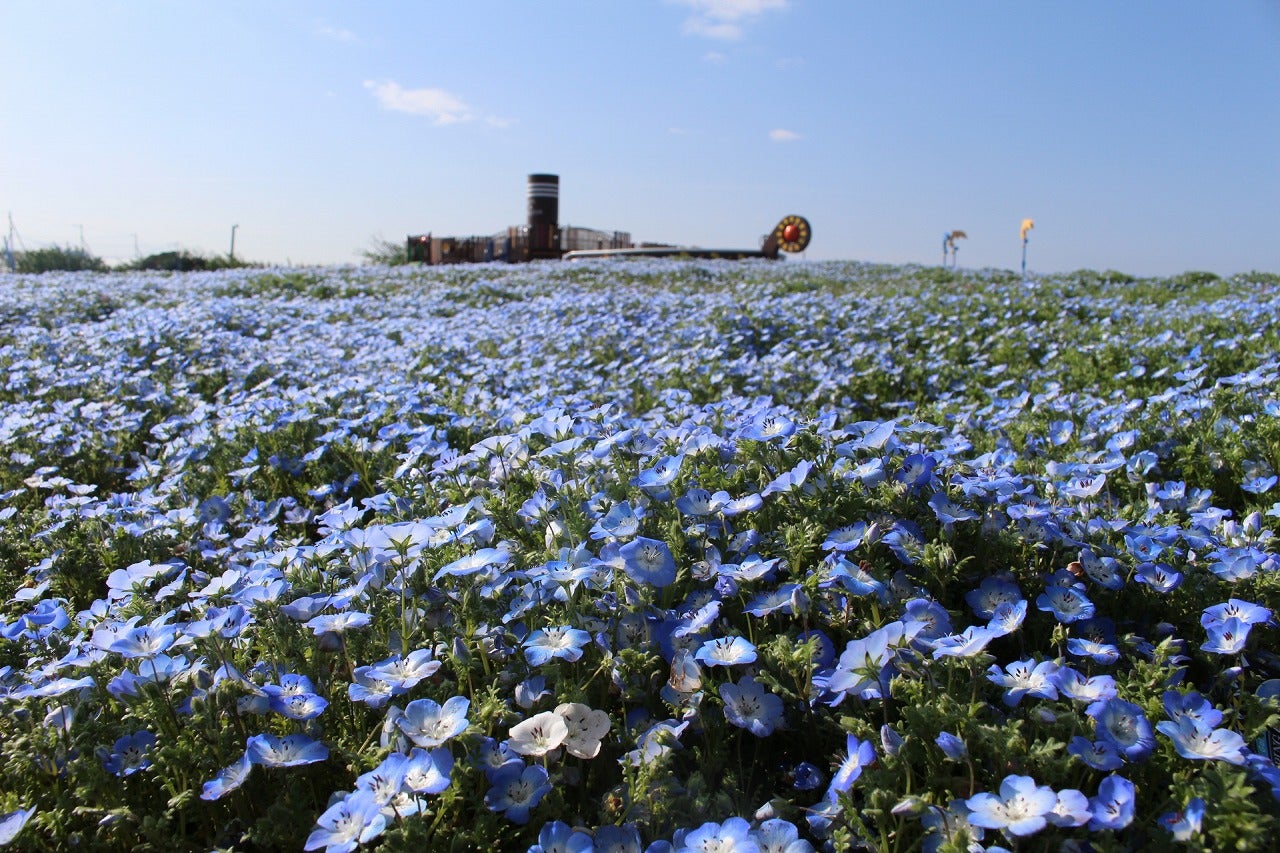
[1020,219,1034,240]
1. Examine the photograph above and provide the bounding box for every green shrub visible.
[14,245,107,273]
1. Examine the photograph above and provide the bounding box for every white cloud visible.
[364,80,477,125]
[703,50,729,64]
[314,22,358,43]
[672,0,789,40]
[769,128,800,142]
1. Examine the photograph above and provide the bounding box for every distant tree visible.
[14,245,107,273]
[359,237,408,266]
[127,250,209,272]
[116,250,256,272]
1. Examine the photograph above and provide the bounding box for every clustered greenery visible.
[7,245,254,274]
[0,260,1277,851]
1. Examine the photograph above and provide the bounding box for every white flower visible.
[555,702,611,759]
[507,711,568,757]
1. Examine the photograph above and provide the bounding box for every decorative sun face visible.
[773,215,811,253]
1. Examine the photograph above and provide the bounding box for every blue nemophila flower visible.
[1202,617,1251,655]
[1060,473,1106,499]
[1078,546,1124,591]
[529,820,593,853]
[515,675,552,709]
[102,730,156,776]
[965,774,1058,837]
[524,625,592,666]
[931,625,998,659]
[695,635,757,667]
[1047,419,1074,446]
[355,752,408,806]
[246,733,329,768]
[750,817,813,853]
[791,761,824,791]
[722,492,763,515]
[829,734,876,796]
[592,823,645,851]
[988,655,1059,701]
[825,620,916,699]
[744,584,802,618]
[623,718,689,766]
[1162,689,1223,728]
[401,747,453,795]
[0,807,35,846]
[484,762,550,825]
[201,752,253,801]
[1156,716,1247,764]
[1068,736,1124,771]
[896,453,937,491]
[761,459,812,498]
[965,576,1022,620]
[675,487,716,517]
[822,557,887,599]
[1242,473,1278,494]
[987,599,1028,636]
[590,500,642,540]
[474,736,523,781]
[928,492,979,528]
[348,669,394,708]
[737,411,796,443]
[618,537,677,588]
[1158,797,1206,840]
[1203,598,1272,628]
[1066,636,1120,664]
[304,789,386,853]
[821,522,866,553]
[305,611,372,636]
[108,618,179,659]
[262,675,329,721]
[719,677,784,737]
[434,547,512,580]
[1089,698,1154,763]
[935,731,967,761]
[674,599,721,637]
[1087,774,1135,831]
[1053,667,1117,703]
[366,649,441,693]
[902,598,952,641]
[1036,585,1094,623]
[1047,789,1091,828]
[674,816,757,852]
[633,454,684,494]
[397,696,469,748]
[1134,562,1182,593]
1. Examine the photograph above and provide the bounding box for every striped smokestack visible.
[527,174,560,257]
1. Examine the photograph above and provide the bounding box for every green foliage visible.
[117,250,253,272]
[14,244,107,273]
[360,237,410,267]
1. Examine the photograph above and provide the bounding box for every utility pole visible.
[229,224,239,262]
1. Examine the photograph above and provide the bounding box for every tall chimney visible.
[527,174,560,257]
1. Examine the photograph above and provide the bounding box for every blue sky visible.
[3,1,1278,275]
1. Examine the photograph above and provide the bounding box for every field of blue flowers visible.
[1,260,1279,851]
